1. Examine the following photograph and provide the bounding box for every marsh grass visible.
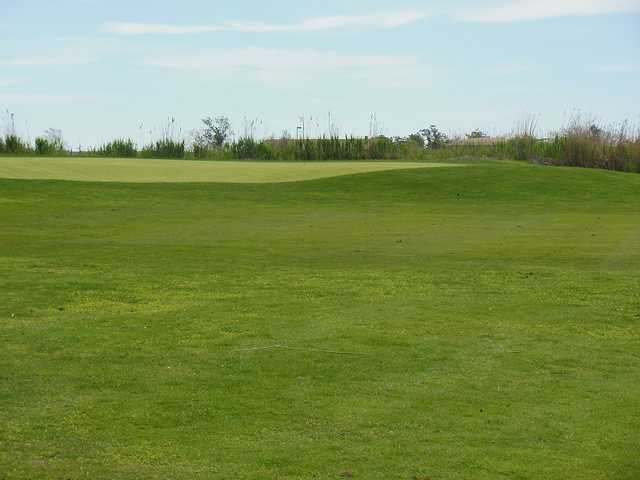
[139,117,186,159]
[1,113,638,172]
[140,139,185,159]
[96,138,137,158]
[164,117,640,171]
[194,135,427,162]
[34,138,66,156]
[1,134,31,155]
[490,118,640,172]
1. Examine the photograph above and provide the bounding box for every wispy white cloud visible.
[102,2,640,36]
[459,0,640,22]
[103,10,429,35]
[141,47,423,87]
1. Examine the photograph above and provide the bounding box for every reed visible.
[1,134,31,155]
[1,112,637,173]
[96,138,137,158]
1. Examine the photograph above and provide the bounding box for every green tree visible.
[419,125,448,149]
[195,116,233,149]
[466,129,488,139]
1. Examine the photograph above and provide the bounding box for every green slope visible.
[1,163,639,479]
[0,157,460,183]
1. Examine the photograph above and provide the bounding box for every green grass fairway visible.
[1,162,639,479]
[0,157,458,183]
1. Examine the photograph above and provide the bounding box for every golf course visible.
[1,157,639,479]
[0,157,456,184]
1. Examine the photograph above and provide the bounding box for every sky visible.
[1,0,639,147]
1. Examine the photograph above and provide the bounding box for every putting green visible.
[0,157,461,183]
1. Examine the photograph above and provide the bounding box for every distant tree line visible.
[1,111,638,172]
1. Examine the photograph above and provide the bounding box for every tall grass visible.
[550,119,640,172]
[1,112,638,173]
[0,134,69,156]
[96,139,137,157]
[34,137,66,156]
[140,139,185,159]
[0,134,32,155]
[1,112,68,156]
[222,135,427,161]
[490,117,640,172]
[140,117,186,159]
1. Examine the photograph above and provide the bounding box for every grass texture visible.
[1,162,639,479]
[0,157,457,183]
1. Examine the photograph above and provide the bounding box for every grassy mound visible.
[1,163,639,479]
[0,157,460,183]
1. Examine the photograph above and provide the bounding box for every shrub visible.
[98,138,137,157]
[141,139,185,159]
[481,117,640,173]
[407,133,425,148]
[138,117,186,159]
[419,125,449,149]
[506,135,537,161]
[232,138,258,159]
[255,141,274,160]
[192,143,208,159]
[195,116,233,149]
[35,137,54,155]
[466,129,489,139]
[3,134,30,154]
[34,137,66,156]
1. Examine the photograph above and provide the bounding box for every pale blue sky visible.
[1,0,639,147]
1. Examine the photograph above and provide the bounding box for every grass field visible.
[0,157,459,183]
[1,160,639,479]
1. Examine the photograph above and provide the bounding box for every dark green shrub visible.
[255,142,274,160]
[141,139,185,159]
[368,136,398,159]
[98,138,137,157]
[194,116,233,149]
[419,125,449,149]
[34,137,66,156]
[35,137,52,155]
[4,135,30,154]
[232,138,258,159]
[192,143,208,159]
[512,136,537,161]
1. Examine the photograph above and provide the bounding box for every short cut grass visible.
[0,157,460,183]
[1,161,639,479]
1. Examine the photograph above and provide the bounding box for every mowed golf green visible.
[1,160,639,479]
[0,157,458,183]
